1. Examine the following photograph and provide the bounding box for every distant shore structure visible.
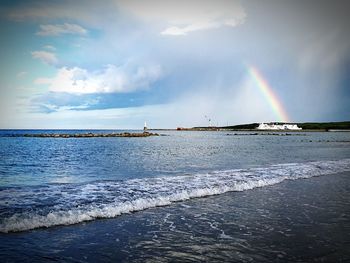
[257,123,302,130]
[144,121,148,131]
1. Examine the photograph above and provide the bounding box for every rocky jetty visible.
[19,132,159,138]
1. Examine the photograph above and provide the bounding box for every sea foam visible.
[1,159,350,233]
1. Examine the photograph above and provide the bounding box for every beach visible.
[0,130,350,262]
[1,171,349,262]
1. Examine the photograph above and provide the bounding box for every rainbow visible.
[248,65,290,123]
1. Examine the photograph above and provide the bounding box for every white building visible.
[257,123,302,130]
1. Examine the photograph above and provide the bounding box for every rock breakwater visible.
[15,132,160,138]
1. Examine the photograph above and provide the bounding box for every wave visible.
[1,159,350,233]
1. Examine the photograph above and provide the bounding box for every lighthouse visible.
[143,121,148,132]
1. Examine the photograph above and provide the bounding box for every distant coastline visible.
[151,121,350,132]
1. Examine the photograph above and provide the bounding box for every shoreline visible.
[2,171,349,262]
[149,128,350,132]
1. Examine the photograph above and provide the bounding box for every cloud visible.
[43,45,56,51]
[146,80,281,128]
[4,1,116,28]
[16,71,27,78]
[4,0,245,37]
[29,91,102,113]
[31,50,58,65]
[36,23,88,36]
[160,19,243,36]
[161,22,219,36]
[36,101,99,113]
[35,63,162,94]
[118,0,246,35]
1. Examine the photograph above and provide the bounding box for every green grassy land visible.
[297,121,350,130]
[219,121,350,130]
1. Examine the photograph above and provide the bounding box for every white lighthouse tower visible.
[143,121,148,132]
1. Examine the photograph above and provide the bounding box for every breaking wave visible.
[1,159,350,233]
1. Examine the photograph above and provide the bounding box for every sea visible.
[0,129,350,262]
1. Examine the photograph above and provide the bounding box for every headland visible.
[169,121,350,132]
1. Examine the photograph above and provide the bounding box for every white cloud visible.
[5,1,115,29]
[35,63,162,94]
[6,1,245,36]
[160,19,244,36]
[39,101,98,112]
[37,23,88,36]
[16,71,27,78]
[161,22,218,36]
[118,0,246,36]
[43,45,56,51]
[31,50,58,65]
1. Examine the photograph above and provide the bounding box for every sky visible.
[0,0,349,129]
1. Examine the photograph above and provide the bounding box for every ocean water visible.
[0,130,350,262]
